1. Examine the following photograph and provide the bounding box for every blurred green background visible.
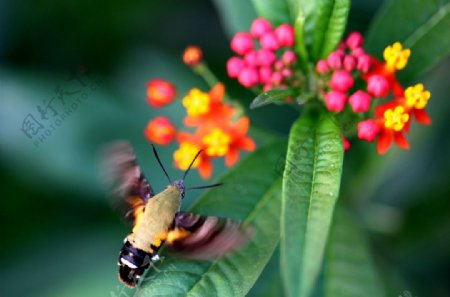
[0,0,449,296]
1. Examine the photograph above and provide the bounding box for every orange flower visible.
[144,116,176,146]
[199,117,256,167]
[174,132,212,179]
[173,116,256,179]
[403,83,432,125]
[182,83,235,127]
[374,101,411,154]
[363,42,411,98]
[383,42,410,71]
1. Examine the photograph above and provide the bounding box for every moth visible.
[102,141,251,288]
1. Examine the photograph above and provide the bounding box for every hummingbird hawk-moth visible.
[102,141,251,288]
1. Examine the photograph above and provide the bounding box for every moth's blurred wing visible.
[166,212,252,259]
[101,141,154,224]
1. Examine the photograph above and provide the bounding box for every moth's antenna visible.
[182,149,203,181]
[187,183,223,190]
[151,144,171,183]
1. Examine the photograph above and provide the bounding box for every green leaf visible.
[292,0,350,66]
[247,247,283,297]
[281,108,344,297]
[324,207,385,297]
[250,89,297,109]
[251,0,292,25]
[294,11,310,69]
[366,0,450,81]
[311,0,351,61]
[137,141,287,297]
[212,0,257,36]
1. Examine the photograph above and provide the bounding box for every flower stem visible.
[194,62,219,87]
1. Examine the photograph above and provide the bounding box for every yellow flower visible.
[405,83,431,109]
[173,142,201,170]
[182,89,210,116]
[384,106,409,131]
[383,42,410,71]
[203,128,231,157]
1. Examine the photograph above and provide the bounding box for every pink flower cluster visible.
[316,32,431,155]
[316,32,374,113]
[227,18,297,91]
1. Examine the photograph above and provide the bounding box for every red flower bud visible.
[146,79,177,108]
[250,18,273,38]
[271,72,283,85]
[238,67,259,87]
[144,116,176,146]
[231,32,254,55]
[263,83,273,91]
[259,66,272,84]
[342,136,351,151]
[327,51,343,69]
[257,49,276,66]
[346,32,364,49]
[275,24,295,47]
[349,90,371,112]
[183,46,203,67]
[244,50,259,67]
[367,74,390,97]
[330,70,354,92]
[351,47,365,57]
[274,60,284,71]
[260,32,280,51]
[282,50,297,65]
[356,54,371,73]
[343,55,356,71]
[316,59,329,74]
[226,57,245,78]
[357,119,380,142]
[325,90,347,112]
[281,68,293,78]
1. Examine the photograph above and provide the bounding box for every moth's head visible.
[118,240,149,288]
[151,144,221,199]
[173,179,186,199]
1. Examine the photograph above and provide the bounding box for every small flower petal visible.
[377,130,394,154]
[225,148,240,167]
[394,133,409,149]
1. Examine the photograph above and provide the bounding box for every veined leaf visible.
[250,89,297,109]
[247,247,283,297]
[294,10,310,70]
[281,108,344,297]
[135,141,286,297]
[324,207,385,297]
[366,0,450,81]
[312,0,350,60]
[251,0,292,25]
[293,0,350,66]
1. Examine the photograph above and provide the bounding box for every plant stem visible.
[194,63,219,87]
